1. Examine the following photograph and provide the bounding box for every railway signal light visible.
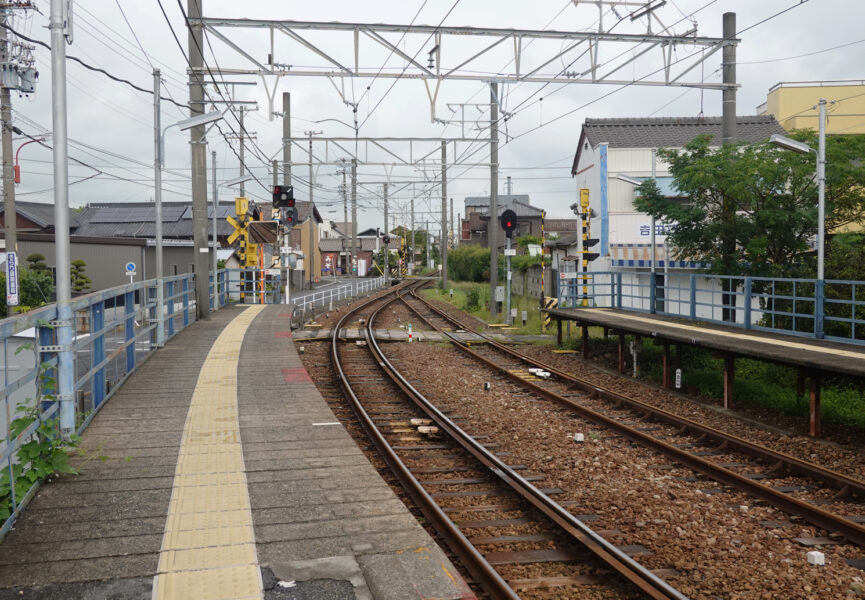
[500,209,517,238]
[284,206,298,226]
[383,235,391,245]
[272,185,295,208]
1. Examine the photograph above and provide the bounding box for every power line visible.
[737,38,865,65]
[0,22,190,110]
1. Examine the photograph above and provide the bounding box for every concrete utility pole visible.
[425,220,430,268]
[212,151,219,309]
[720,11,737,322]
[305,130,322,289]
[450,197,454,248]
[49,0,74,438]
[282,93,291,297]
[153,69,166,346]
[1,15,16,254]
[238,107,245,197]
[489,82,500,319]
[383,182,389,283]
[188,0,210,320]
[441,141,448,291]
[342,163,348,274]
[409,196,415,275]
[351,158,357,291]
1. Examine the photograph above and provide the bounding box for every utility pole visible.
[1,14,15,255]
[238,107,245,197]
[49,0,74,438]
[721,12,737,322]
[450,197,454,249]
[409,196,415,276]
[383,182,389,283]
[153,69,165,346]
[351,158,357,291]
[425,220,430,269]
[212,151,218,309]
[342,163,348,275]
[282,92,291,298]
[489,82,499,319]
[188,0,210,321]
[441,141,448,291]
[305,130,322,289]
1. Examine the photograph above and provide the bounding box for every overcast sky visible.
[5,0,864,231]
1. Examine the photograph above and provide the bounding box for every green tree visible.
[1,268,55,315]
[70,259,92,294]
[634,133,865,279]
[26,253,49,273]
[515,235,542,252]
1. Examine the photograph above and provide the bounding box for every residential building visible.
[565,115,786,318]
[758,80,865,134]
[570,116,786,267]
[460,195,543,248]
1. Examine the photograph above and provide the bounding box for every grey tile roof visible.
[469,198,543,218]
[581,115,786,149]
[0,201,88,229]
[465,194,531,208]
[544,219,580,232]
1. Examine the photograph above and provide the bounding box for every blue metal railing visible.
[558,270,865,345]
[1,274,196,537]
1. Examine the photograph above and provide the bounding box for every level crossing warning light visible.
[272,185,295,208]
[500,209,517,238]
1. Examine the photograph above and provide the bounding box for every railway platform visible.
[0,305,473,600]
[547,306,865,437]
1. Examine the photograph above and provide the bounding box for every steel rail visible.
[403,287,865,548]
[380,286,687,600]
[330,281,518,600]
[409,288,865,498]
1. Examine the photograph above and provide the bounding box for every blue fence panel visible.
[0,274,197,538]
[552,268,865,345]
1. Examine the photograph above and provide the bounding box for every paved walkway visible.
[0,305,472,600]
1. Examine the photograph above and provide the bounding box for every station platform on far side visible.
[0,304,474,600]
[547,306,865,437]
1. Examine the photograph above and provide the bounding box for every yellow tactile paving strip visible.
[596,308,865,360]
[152,306,266,600]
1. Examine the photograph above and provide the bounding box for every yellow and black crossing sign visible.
[541,296,558,331]
[226,197,259,268]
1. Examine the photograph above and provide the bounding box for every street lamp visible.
[154,68,224,346]
[769,97,826,338]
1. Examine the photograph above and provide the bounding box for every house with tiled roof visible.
[460,195,545,248]
[570,115,786,270]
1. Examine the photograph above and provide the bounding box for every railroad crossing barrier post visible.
[617,333,626,374]
[662,343,672,389]
[723,355,735,409]
[809,371,821,437]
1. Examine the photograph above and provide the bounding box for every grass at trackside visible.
[422,280,865,433]
[587,333,865,431]
[420,281,550,336]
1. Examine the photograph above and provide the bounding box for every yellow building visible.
[758,80,865,134]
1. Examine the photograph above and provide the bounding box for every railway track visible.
[398,285,865,551]
[331,280,688,600]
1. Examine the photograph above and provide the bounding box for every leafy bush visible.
[465,286,481,311]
